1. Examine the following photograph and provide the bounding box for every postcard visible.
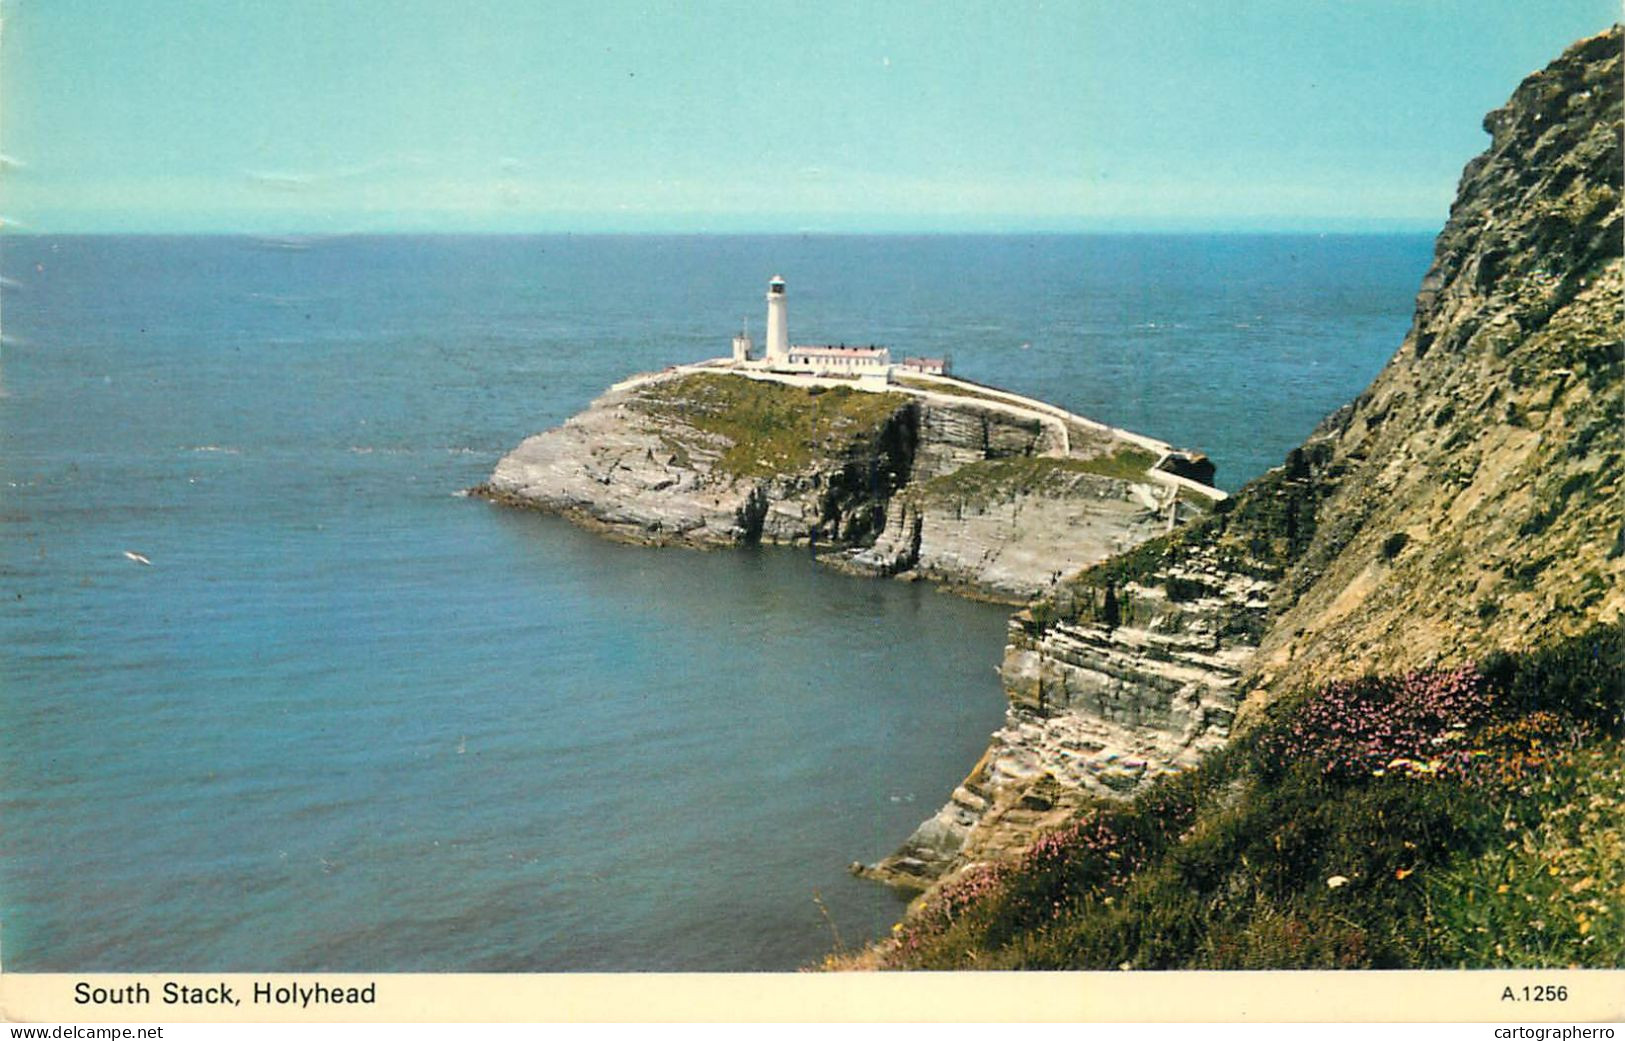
[1,0,1620,1027]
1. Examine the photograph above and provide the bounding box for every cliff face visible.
[1242,28,1623,699]
[480,370,1214,601]
[871,26,1623,888]
[865,504,1284,882]
[848,455,1196,599]
[483,373,919,547]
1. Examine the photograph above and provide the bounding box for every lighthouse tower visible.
[764,275,790,366]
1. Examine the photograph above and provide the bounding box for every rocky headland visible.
[475,367,1221,602]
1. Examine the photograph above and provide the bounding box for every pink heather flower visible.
[1276,666,1489,780]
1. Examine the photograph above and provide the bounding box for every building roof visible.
[790,344,889,358]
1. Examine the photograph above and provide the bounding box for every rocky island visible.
[474,308,1223,602]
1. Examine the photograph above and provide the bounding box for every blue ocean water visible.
[0,234,1431,971]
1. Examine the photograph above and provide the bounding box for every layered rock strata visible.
[867,26,1624,889]
[862,534,1275,883]
[845,465,1207,601]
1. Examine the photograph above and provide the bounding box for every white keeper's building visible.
[729,275,948,383]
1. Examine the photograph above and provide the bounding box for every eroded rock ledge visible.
[858,527,1278,885]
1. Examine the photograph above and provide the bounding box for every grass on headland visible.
[917,450,1160,508]
[1177,488,1218,513]
[635,373,910,479]
[844,624,1623,970]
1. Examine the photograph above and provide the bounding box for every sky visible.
[0,0,1617,234]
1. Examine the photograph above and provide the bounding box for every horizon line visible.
[0,225,1442,239]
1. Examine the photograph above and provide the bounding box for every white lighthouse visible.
[764,275,790,366]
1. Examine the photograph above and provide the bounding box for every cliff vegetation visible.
[834,627,1621,969]
[852,25,1623,969]
[634,374,911,480]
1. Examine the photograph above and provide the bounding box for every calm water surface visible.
[0,234,1430,970]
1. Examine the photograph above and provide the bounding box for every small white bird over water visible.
[123,551,152,566]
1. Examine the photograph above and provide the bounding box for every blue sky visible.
[0,0,1616,233]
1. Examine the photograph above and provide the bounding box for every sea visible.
[0,233,1432,971]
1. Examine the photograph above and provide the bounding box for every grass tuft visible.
[918,450,1159,507]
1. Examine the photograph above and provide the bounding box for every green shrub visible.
[1481,624,1624,735]
[1164,574,1218,601]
